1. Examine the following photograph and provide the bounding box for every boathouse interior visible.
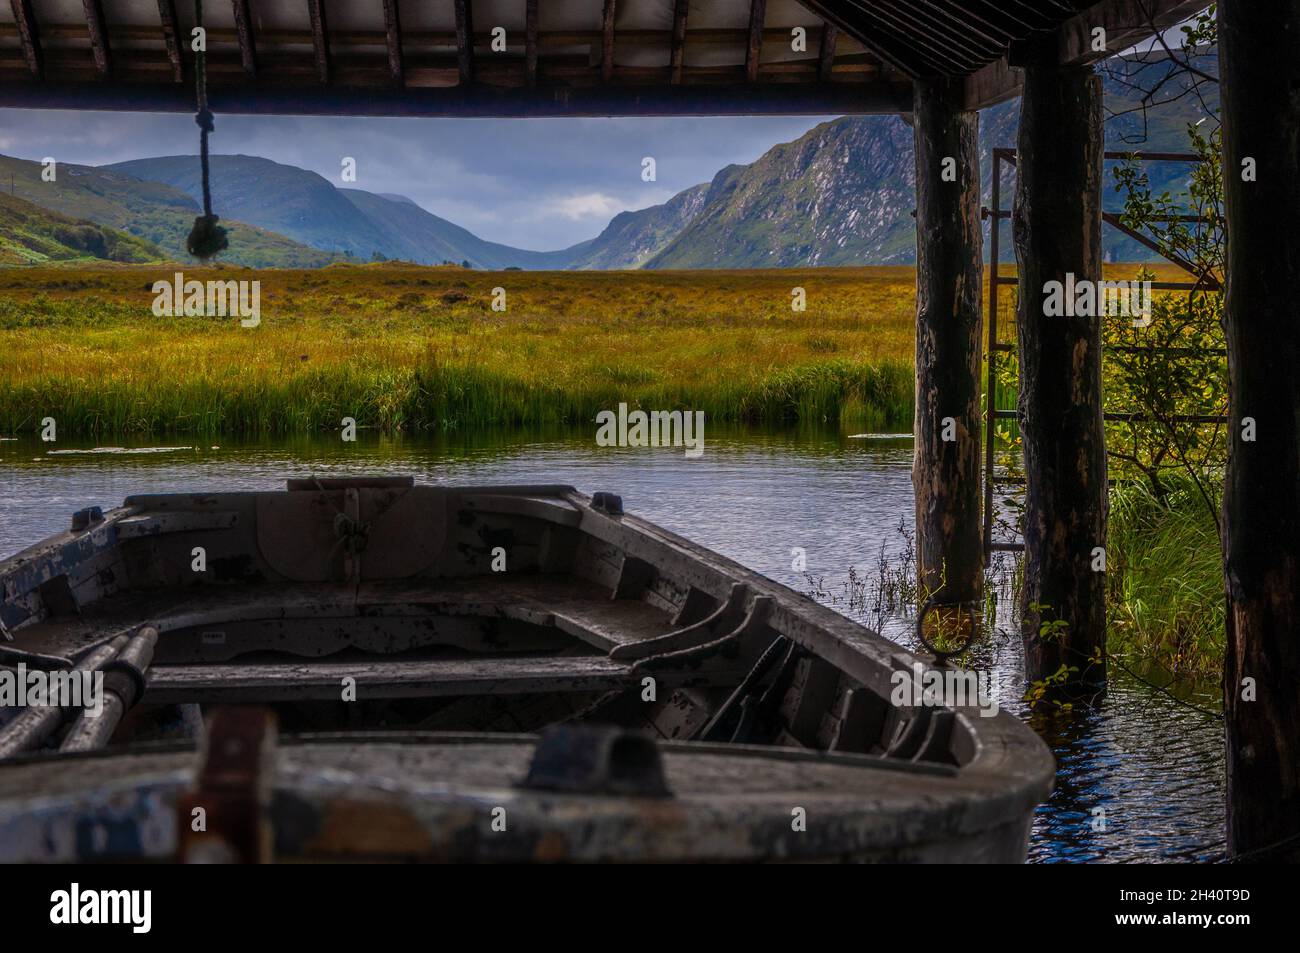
[0,0,1295,861]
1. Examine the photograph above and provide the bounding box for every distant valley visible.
[1,53,1212,271]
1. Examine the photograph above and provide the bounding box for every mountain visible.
[0,192,163,265]
[7,51,1212,271]
[108,155,397,261]
[338,188,586,269]
[647,120,916,269]
[107,155,586,269]
[0,154,339,268]
[566,184,711,270]
[646,52,1217,268]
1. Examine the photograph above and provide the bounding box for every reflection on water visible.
[0,426,1224,862]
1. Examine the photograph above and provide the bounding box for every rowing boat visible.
[0,477,1053,862]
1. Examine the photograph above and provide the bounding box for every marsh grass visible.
[1107,474,1224,678]
[0,263,918,436]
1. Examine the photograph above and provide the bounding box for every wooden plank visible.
[745,0,765,82]
[11,0,43,79]
[962,56,1020,110]
[156,0,183,83]
[307,0,329,85]
[669,0,688,85]
[82,0,111,78]
[0,78,915,117]
[145,656,633,704]
[231,0,256,77]
[525,0,538,86]
[382,0,403,87]
[816,19,838,82]
[601,0,616,83]
[454,0,473,86]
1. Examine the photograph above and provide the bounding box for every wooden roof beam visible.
[525,0,538,87]
[10,0,43,79]
[963,0,1212,109]
[82,0,111,78]
[601,0,616,83]
[454,0,473,86]
[382,0,403,87]
[231,0,256,78]
[156,0,183,83]
[1057,0,1212,65]
[746,0,766,82]
[0,78,915,117]
[817,19,837,82]
[307,0,329,85]
[670,0,689,85]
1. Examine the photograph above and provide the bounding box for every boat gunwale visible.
[0,481,1055,831]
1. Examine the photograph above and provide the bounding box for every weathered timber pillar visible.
[1012,42,1106,695]
[1219,0,1300,862]
[911,76,984,620]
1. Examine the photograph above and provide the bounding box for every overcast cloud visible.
[0,110,835,250]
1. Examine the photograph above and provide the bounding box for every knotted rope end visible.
[187,214,228,260]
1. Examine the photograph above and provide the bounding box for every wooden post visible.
[1218,0,1300,862]
[1012,42,1107,695]
[912,76,984,620]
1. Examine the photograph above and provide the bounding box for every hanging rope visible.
[186,0,228,259]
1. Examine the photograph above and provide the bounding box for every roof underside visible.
[0,1,1204,116]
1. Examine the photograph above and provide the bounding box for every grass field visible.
[0,263,920,436]
[0,259,1225,678]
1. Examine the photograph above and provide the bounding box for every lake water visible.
[0,426,1225,862]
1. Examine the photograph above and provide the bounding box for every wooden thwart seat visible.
[145,655,632,704]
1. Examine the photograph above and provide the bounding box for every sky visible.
[0,110,836,251]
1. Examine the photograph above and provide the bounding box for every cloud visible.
[0,109,835,249]
[543,192,626,221]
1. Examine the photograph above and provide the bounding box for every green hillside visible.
[0,192,164,265]
[0,155,341,269]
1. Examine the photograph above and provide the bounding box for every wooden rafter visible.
[525,0,539,87]
[382,0,403,88]
[9,0,42,79]
[454,0,474,86]
[0,0,1203,118]
[851,2,972,74]
[601,0,617,83]
[669,0,689,85]
[231,0,257,78]
[795,0,927,77]
[156,0,183,83]
[889,1,999,64]
[745,0,766,83]
[307,0,330,85]
[82,0,111,78]
[817,20,837,83]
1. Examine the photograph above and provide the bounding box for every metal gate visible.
[981,148,1226,557]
